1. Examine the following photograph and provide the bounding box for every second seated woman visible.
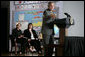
[24,23,42,54]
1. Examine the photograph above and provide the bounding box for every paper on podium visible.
[54,24,59,37]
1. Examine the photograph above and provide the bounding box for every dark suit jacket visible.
[24,29,38,39]
[41,9,55,35]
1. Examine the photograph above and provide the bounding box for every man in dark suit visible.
[42,1,74,56]
[41,2,57,56]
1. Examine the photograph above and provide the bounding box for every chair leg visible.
[10,45,13,56]
[26,47,30,56]
[25,48,27,54]
[15,43,17,55]
[11,44,12,53]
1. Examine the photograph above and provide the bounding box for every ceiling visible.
[1,1,10,8]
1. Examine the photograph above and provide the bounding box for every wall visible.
[1,1,10,53]
[10,1,84,37]
[63,1,84,37]
[9,1,63,35]
[10,1,15,34]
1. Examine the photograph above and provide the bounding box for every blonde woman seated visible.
[12,23,28,54]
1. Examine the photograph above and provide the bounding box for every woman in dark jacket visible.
[24,23,42,54]
[12,23,28,54]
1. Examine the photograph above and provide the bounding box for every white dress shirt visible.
[29,29,35,40]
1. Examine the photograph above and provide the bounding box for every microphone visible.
[64,13,71,17]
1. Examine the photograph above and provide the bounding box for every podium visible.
[54,14,74,56]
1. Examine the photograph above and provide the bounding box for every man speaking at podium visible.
[41,2,57,56]
[41,1,74,56]
[41,2,73,56]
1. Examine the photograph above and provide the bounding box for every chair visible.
[9,35,21,55]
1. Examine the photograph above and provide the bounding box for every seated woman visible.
[24,23,42,54]
[12,23,28,54]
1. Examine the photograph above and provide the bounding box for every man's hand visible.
[50,13,56,19]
